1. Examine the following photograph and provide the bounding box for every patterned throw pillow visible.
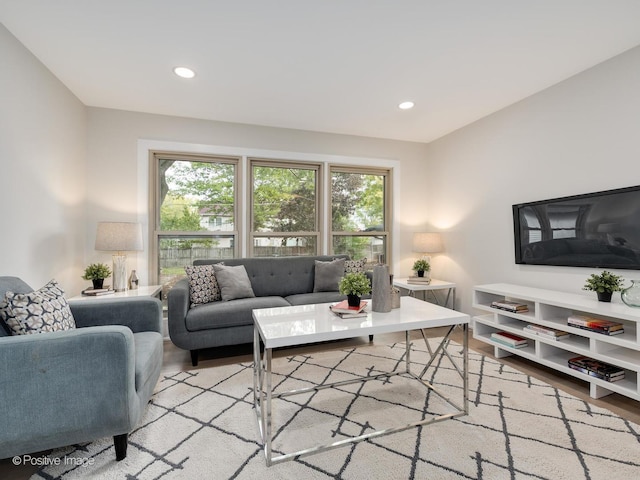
[344,258,367,273]
[184,264,222,308]
[0,279,76,335]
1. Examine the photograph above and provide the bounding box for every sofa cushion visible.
[194,255,349,297]
[213,264,256,301]
[285,291,347,306]
[313,258,346,292]
[184,264,222,307]
[0,279,76,335]
[185,296,289,331]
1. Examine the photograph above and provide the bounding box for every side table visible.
[68,285,163,302]
[393,278,456,309]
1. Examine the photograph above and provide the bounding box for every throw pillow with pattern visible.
[185,264,222,308]
[0,279,76,335]
[344,258,367,273]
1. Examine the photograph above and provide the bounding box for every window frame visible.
[149,151,240,284]
[329,164,393,265]
[248,157,323,257]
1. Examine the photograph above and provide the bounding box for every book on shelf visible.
[491,331,528,347]
[524,324,570,340]
[490,300,529,313]
[567,315,623,331]
[406,276,431,284]
[82,286,114,296]
[572,324,624,336]
[568,364,625,382]
[568,355,625,382]
[491,337,528,349]
[330,300,368,314]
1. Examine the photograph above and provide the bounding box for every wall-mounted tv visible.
[513,185,640,270]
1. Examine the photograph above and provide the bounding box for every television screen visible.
[513,185,640,269]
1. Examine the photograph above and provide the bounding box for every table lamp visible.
[95,222,143,292]
[412,232,444,265]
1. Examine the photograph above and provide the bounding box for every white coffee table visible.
[252,295,470,466]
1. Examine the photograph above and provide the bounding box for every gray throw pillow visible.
[212,264,256,301]
[313,258,346,292]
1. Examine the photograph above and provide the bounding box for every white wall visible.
[426,45,640,314]
[85,108,430,286]
[0,23,87,293]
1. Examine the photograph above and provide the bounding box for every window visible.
[331,166,391,266]
[250,159,320,256]
[151,153,239,291]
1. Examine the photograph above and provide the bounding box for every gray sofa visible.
[0,276,163,461]
[168,255,369,366]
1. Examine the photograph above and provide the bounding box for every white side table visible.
[68,285,163,302]
[393,278,456,309]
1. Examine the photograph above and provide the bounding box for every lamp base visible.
[112,254,128,292]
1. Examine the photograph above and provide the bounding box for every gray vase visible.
[372,264,392,313]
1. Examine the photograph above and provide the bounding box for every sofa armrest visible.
[0,326,140,458]
[70,297,162,334]
[167,278,192,348]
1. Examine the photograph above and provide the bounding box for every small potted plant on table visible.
[339,272,372,307]
[412,259,431,278]
[82,263,112,289]
[582,270,624,302]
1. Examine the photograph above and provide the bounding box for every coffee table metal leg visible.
[265,347,273,465]
[405,330,411,374]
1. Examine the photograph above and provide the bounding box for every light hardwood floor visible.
[3,329,639,480]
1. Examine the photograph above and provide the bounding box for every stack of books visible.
[330,300,368,319]
[567,315,624,336]
[81,286,114,296]
[568,355,625,382]
[491,331,528,348]
[406,276,431,285]
[523,324,570,341]
[490,300,529,313]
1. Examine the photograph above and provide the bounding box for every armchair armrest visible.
[0,327,141,458]
[70,297,162,334]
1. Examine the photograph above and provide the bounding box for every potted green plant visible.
[412,259,431,278]
[582,271,624,302]
[82,263,112,289]
[339,272,372,307]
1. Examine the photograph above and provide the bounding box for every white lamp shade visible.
[412,232,443,254]
[95,222,143,252]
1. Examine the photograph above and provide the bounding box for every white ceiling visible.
[2,0,640,143]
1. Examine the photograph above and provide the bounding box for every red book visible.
[330,300,367,314]
[491,331,528,346]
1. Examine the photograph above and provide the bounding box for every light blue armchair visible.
[0,276,163,461]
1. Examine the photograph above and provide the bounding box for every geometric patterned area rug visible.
[33,339,640,480]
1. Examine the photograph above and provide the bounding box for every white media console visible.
[472,283,640,400]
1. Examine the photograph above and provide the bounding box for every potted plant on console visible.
[82,263,112,290]
[412,259,431,278]
[339,272,372,307]
[582,270,624,302]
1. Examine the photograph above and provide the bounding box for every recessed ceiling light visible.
[398,101,415,110]
[173,66,196,79]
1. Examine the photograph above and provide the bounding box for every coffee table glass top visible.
[253,295,469,348]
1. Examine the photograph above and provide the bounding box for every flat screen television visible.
[513,185,640,269]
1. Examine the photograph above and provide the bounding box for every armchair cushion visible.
[0,279,75,335]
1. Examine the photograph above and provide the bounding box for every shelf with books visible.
[473,283,640,401]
